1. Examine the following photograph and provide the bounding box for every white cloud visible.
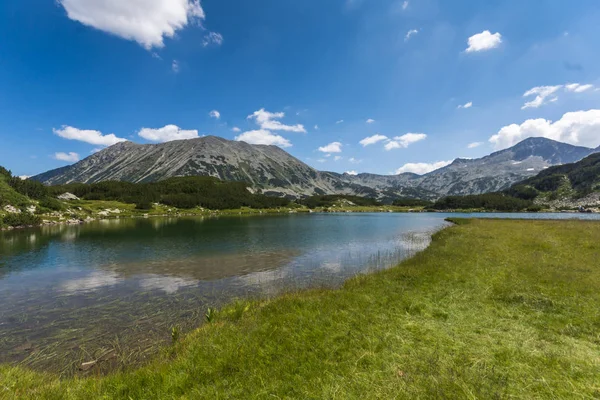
[489,109,600,150]
[359,134,388,147]
[465,30,502,53]
[467,142,483,149]
[366,118,375,124]
[336,120,344,124]
[54,152,80,163]
[90,148,102,154]
[345,170,358,175]
[232,127,241,132]
[317,158,327,163]
[171,60,180,73]
[349,157,362,164]
[565,83,594,93]
[235,129,292,148]
[138,124,199,142]
[521,85,562,109]
[395,160,452,175]
[53,125,127,146]
[209,110,221,119]
[318,142,343,153]
[384,133,427,150]
[404,29,419,42]
[457,101,473,109]
[203,31,223,47]
[247,109,306,133]
[521,83,595,109]
[334,156,342,161]
[314,125,319,130]
[58,0,207,49]
[402,1,409,10]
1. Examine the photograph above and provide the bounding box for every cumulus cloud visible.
[202,31,223,47]
[318,142,343,153]
[349,157,362,164]
[53,125,127,146]
[314,125,319,130]
[489,109,600,150]
[138,124,199,142]
[465,30,502,53]
[345,170,358,175]
[209,110,221,119]
[58,0,208,49]
[467,142,483,149]
[404,29,419,42]
[235,129,292,148]
[359,134,388,147]
[247,109,306,133]
[521,83,595,109]
[384,133,427,150]
[458,101,473,109]
[334,156,342,161]
[395,160,452,175]
[54,152,80,163]
[232,126,241,132]
[366,118,375,124]
[336,120,344,124]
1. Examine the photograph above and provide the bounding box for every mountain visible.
[402,137,597,196]
[335,137,597,197]
[33,136,599,200]
[33,136,380,198]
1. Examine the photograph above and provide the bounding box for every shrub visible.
[1,213,42,227]
[135,201,154,210]
[38,197,64,211]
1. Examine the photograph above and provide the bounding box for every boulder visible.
[3,205,21,214]
[57,192,80,201]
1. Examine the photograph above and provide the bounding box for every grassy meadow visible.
[1,219,600,399]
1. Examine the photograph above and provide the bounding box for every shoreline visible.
[1,205,597,232]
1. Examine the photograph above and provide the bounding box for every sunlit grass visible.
[2,219,600,399]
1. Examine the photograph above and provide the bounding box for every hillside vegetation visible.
[509,152,600,201]
[48,177,291,210]
[2,219,600,399]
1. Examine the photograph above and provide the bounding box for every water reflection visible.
[60,271,121,294]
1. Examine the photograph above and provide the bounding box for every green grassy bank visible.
[2,219,600,399]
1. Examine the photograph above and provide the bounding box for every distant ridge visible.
[33,136,598,200]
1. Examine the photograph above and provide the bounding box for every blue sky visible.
[1,0,600,177]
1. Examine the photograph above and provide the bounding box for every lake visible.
[1,212,599,374]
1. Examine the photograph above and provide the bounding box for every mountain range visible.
[32,136,599,200]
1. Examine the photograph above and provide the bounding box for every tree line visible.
[47,177,291,210]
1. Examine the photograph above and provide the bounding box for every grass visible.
[2,219,600,399]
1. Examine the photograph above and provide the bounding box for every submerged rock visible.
[79,360,97,371]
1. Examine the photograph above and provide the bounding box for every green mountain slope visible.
[0,167,31,207]
[507,153,600,201]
